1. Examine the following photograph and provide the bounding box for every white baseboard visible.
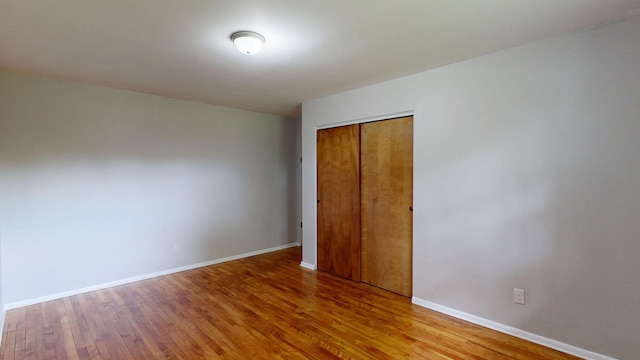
[5,242,300,310]
[411,297,617,360]
[299,261,316,270]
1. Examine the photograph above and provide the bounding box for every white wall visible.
[302,18,640,359]
[0,71,298,305]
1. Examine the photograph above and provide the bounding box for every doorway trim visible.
[313,110,415,294]
[316,110,414,130]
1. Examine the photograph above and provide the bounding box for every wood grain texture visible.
[361,116,414,297]
[1,247,580,360]
[317,124,361,281]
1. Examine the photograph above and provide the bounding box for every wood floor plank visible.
[1,247,580,359]
[0,307,23,360]
[13,307,27,360]
[55,300,80,360]
[76,293,112,359]
[62,297,90,360]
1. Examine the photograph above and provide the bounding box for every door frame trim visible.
[307,109,415,269]
[314,110,415,293]
[316,110,414,130]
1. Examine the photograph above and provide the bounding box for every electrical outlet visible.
[172,242,180,252]
[514,288,525,305]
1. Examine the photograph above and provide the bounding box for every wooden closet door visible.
[317,125,361,281]
[361,116,413,296]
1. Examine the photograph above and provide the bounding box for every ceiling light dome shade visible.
[231,31,265,55]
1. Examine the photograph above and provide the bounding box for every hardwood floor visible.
[1,247,579,359]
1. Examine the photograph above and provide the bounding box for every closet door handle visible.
[409,206,413,212]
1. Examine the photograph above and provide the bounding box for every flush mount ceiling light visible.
[230,31,265,55]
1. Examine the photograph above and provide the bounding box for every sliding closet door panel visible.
[317,125,361,281]
[361,116,413,296]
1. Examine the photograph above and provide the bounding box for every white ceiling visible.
[2,1,640,118]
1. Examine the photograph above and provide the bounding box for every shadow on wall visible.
[414,114,640,356]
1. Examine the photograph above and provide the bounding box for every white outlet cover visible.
[514,288,525,305]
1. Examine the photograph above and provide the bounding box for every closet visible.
[317,116,413,296]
